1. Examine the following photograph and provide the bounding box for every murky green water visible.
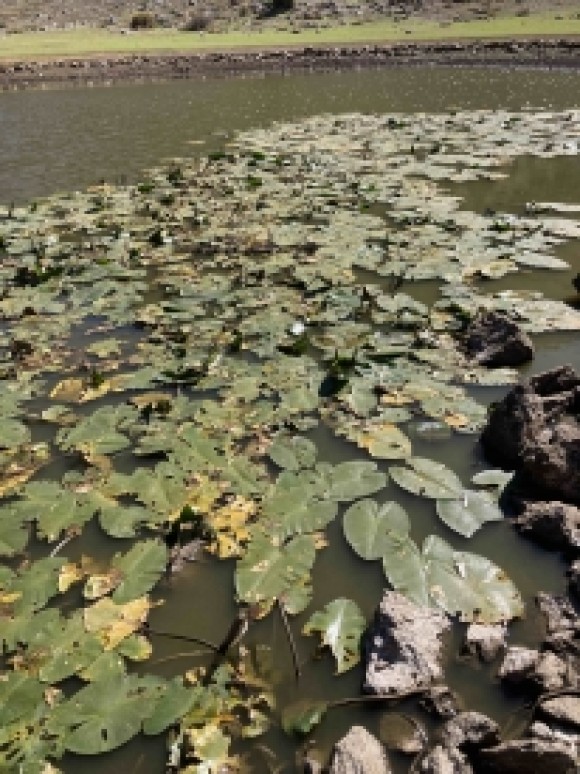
[1,67,580,773]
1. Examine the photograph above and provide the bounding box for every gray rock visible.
[363,591,450,696]
[534,651,569,692]
[537,593,578,638]
[569,561,580,600]
[513,501,580,553]
[498,646,540,684]
[539,695,580,729]
[440,711,500,751]
[464,623,507,662]
[420,686,462,720]
[460,310,534,367]
[420,744,472,773]
[477,737,578,773]
[329,726,391,774]
[481,366,580,503]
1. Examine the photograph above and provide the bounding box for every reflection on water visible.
[2,66,580,773]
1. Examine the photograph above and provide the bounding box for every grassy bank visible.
[1,12,579,60]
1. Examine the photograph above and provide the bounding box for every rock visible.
[464,623,507,662]
[420,686,461,719]
[538,694,580,729]
[569,561,580,600]
[329,726,391,774]
[477,737,578,773]
[498,646,540,685]
[460,310,534,367]
[481,366,580,503]
[419,744,472,773]
[534,651,569,692]
[363,591,450,696]
[513,501,580,553]
[440,711,500,751]
[537,593,578,639]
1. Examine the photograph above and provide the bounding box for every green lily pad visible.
[436,489,503,537]
[303,598,365,674]
[390,457,463,500]
[268,434,317,471]
[343,499,409,560]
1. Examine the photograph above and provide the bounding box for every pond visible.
[0,67,579,774]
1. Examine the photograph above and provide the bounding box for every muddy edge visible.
[2,37,580,90]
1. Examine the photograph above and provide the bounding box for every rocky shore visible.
[2,36,580,90]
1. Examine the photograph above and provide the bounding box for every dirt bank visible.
[2,36,580,90]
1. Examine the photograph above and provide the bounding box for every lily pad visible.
[303,598,365,673]
[390,457,463,500]
[436,489,503,537]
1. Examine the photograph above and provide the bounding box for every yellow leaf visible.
[58,563,84,593]
[84,596,151,650]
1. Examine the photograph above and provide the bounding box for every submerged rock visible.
[513,501,580,553]
[464,623,507,662]
[481,366,580,503]
[329,726,391,774]
[569,561,580,600]
[477,737,578,773]
[363,591,450,696]
[460,310,534,367]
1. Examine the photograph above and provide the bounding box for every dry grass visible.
[0,12,579,60]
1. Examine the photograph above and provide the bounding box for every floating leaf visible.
[281,699,328,735]
[268,435,317,471]
[423,535,524,623]
[343,499,409,560]
[303,598,365,673]
[235,533,316,616]
[111,540,168,603]
[390,457,463,499]
[436,489,503,537]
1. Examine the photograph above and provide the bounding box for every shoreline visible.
[2,36,580,90]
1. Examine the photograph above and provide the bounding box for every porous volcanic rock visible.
[481,366,580,503]
[460,310,534,367]
[329,726,391,774]
[420,685,461,720]
[513,501,580,553]
[419,744,472,773]
[363,591,450,696]
[498,646,540,685]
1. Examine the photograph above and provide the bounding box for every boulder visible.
[329,726,391,774]
[481,366,580,503]
[569,560,580,600]
[538,694,580,729]
[464,623,507,662]
[419,744,472,773]
[440,711,500,751]
[537,593,578,641]
[513,501,580,553]
[363,591,450,696]
[498,646,540,685]
[477,737,578,773]
[460,310,534,367]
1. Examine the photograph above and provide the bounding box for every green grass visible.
[0,13,579,60]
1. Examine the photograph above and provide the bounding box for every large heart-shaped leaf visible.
[343,499,409,560]
[235,533,316,615]
[423,535,524,623]
[390,457,463,499]
[436,489,503,537]
[268,434,317,470]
